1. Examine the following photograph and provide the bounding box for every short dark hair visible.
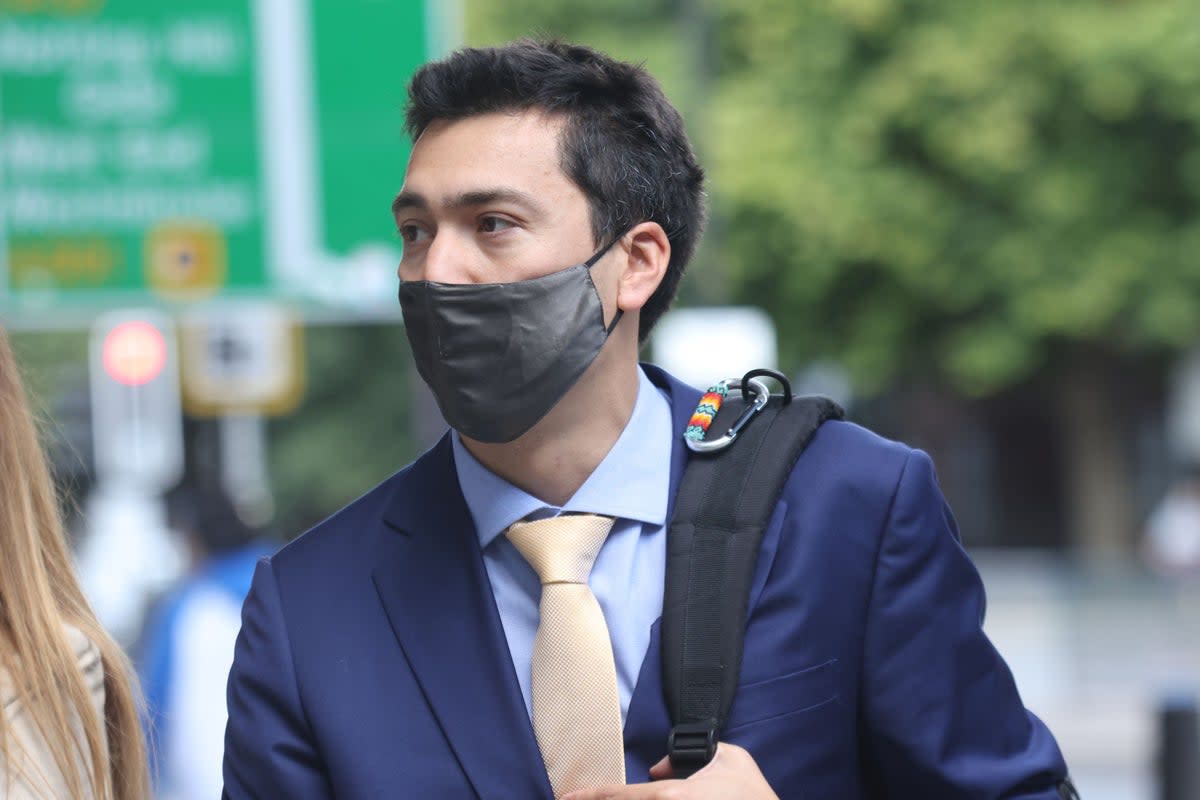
[405,39,707,342]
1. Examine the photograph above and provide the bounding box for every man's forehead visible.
[398,111,576,211]
[416,108,566,140]
[406,111,565,175]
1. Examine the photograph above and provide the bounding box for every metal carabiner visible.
[685,375,772,453]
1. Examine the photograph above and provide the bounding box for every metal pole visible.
[219,412,274,527]
[1159,693,1200,800]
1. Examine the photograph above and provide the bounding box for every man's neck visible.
[461,353,640,507]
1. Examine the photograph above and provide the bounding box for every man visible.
[141,485,275,800]
[224,40,1071,799]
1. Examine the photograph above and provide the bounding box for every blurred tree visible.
[7,331,92,524]
[712,0,1200,555]
[267,323,415,537]
[468,0,1200,555]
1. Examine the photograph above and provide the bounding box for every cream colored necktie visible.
[506,513,626,798]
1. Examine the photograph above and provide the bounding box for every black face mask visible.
[398,238,623,444]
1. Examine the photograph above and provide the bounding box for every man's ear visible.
[617,221,671,313]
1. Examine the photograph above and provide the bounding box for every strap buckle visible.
[667,720,718,778]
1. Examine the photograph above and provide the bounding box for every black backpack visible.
[660,369,1079,800]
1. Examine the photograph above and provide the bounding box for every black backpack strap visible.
[663,370,843,777]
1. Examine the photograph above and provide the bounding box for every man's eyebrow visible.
[391,188,548,218]
[391,190,428,217]
[446,188,547,216]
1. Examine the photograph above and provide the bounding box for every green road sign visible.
[0,0,448,324]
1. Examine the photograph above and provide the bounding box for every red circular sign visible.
[102,321,167,386]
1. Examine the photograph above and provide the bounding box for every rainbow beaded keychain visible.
[684,381,729,442]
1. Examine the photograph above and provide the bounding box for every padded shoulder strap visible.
[662,387,842,776]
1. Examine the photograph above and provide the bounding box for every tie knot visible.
[506,514,615,585]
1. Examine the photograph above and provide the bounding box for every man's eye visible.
[399,224,431,243]
[479,216,515,233]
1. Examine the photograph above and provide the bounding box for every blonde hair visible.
[0,328,150,799]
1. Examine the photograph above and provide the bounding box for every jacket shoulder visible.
[269,462,416,572]
[779,418,921,556]
[797,418,914,488]
[267,432,458,577]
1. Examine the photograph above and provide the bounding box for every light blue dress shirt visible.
[451,366,673,722]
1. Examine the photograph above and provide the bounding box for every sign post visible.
[82,308,187,643]
[179,302,304,416]
[89,309,184,489]
[179,301,305,524]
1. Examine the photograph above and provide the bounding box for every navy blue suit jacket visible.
[223,366,1068,799]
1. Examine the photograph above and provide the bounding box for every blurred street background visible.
[3,0,1200,797]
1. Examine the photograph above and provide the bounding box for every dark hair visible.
[165,484,257,556]
[405,39,707,342]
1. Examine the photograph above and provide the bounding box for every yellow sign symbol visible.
[144,222,227,299]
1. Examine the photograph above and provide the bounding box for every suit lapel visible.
[623,617,669,780]
[372,438,552,800]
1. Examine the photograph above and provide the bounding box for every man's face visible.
[393,111,602,287]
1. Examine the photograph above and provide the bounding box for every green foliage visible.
[468,0,1200,396]
[717,0,1200,394]
[7,329,91,478]
[7,330,87,412]
[268,323,415,536]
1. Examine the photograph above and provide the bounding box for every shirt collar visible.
[452,366,674,550]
